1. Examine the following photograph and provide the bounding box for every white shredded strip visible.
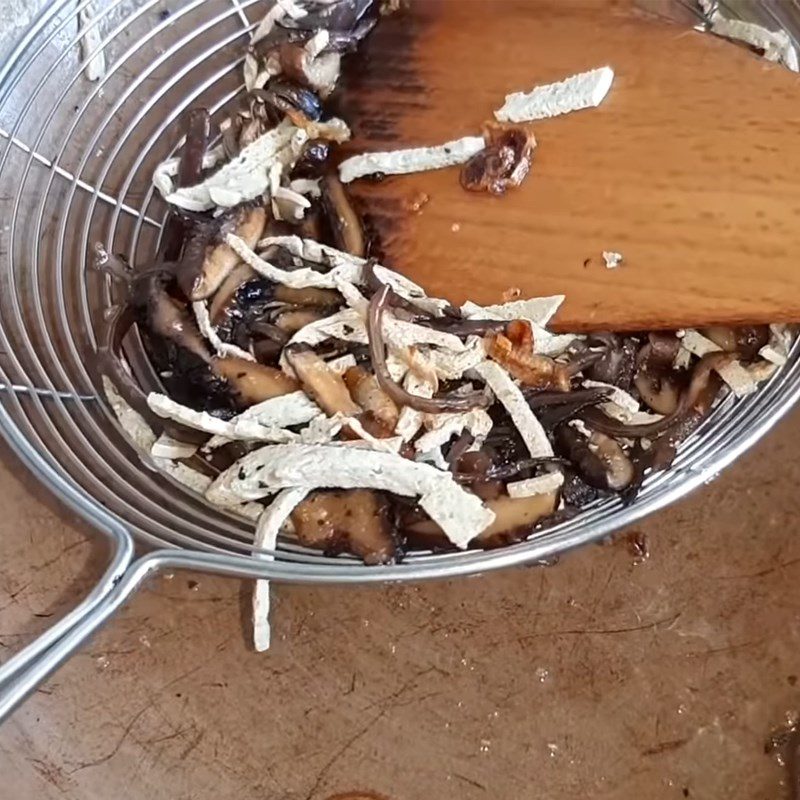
[394,368,437,441]
[494,66,614,123]
[461,296,565,328]
[472,361,553,458]
[414,408,493,454]
[78,5,106,82]
[207,444,494,548]
[193,301,254,361]
[602,251,623,269]
[338,135,486,184]
[507,471,565,499]
[252,487,310,653]
[103,376,156,452]
[759,324,793,366]
[151,433,198,460]
[164,121,308,211]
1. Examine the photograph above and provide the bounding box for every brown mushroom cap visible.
[285,347,362,417]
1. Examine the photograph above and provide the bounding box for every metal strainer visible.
[0,0,798,721]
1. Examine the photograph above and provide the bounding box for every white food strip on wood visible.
[338,136,486,183]
[164,121,308,211]
[151,433,198,460]
[78,6,106,81]
[602,251,623,269]
[252,487,310,653]
[472,361,553,458]
[507,471,565,499]
[193,301,255,361]
[494,66,614,123]
[207,444,494,548]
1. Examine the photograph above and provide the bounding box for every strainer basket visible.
[0,0,798,721]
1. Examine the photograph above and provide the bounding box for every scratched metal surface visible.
[0,1,799,798]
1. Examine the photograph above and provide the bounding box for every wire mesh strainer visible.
[0,0,798,721]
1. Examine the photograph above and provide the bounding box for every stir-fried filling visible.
[96,0,794,575]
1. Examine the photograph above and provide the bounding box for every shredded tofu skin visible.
[207,444,494,549]
[472,362,553,458]
[338,136,486,183]
[252,487,310,652]
[495,66,614,123]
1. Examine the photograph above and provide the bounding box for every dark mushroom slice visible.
[701,325,769,360]
[178,206,267,301]
[284,346,361,416]
[131,271,211,363]
[208,263,256,323]
[252,81,323,122]
[460,122,536,195]
[290,489,397,565]
[585,334,639,388]
[293,140,330,177]
[634,367,681,415]
[343,365,399,430]
[178,108,211,188]
[320,174,365,257]
[403,490,558,551]
[273,284,343,307]
[211,356,298,406]
[451,450,504,500]
[555,422,634,491]
[273,307,331,333]
[580,351,735,440]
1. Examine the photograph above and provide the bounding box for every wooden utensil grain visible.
[335,0,800,332]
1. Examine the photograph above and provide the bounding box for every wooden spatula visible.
[335,0,800,332]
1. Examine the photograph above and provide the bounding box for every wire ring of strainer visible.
[0,0,798,720]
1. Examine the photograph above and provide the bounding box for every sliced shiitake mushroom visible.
[178,206,267,301]
[284,346,361,416]
[208,263,256,324]
[343,365,399,430]
[211,356,298,406]
[555,423,633,491]
[273,307,330,333]
[701,325,769,360]
[634,368,681,415]
[586,334,639,388]
[291,489,397,565]
[403,490,558,551]
[274,284,342,307]
[320,174,365,257]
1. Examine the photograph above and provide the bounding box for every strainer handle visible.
[0,550,282,722]
[0,523,134,717]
